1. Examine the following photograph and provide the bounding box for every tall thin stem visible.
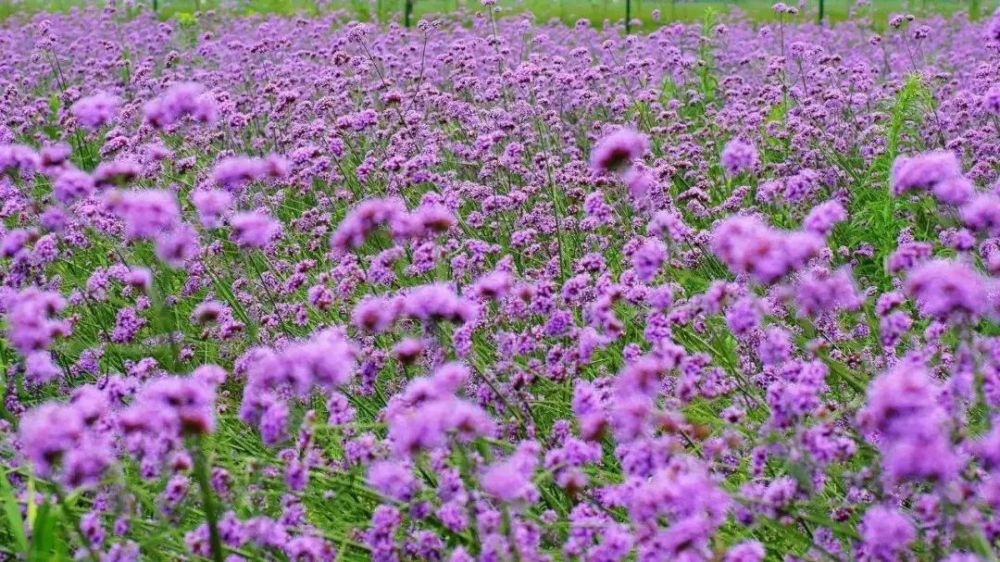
[404,0,413,27]
[191,434,224,562]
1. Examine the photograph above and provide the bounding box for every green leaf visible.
[0,469,27,553]
[30,501,61,560]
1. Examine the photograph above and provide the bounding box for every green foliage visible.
[0,469,28,554]
[0,0,993,26]
[847,73,933,290]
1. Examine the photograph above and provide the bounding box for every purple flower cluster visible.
[70,92,120,131]
[710,215,824,284]
[143,82,218,129]
[0,5,999,562]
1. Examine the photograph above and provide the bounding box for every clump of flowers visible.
[1,7,999,562]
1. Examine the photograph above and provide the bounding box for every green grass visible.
[1,0,997,27]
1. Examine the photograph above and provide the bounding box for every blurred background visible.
[1,0,998,28]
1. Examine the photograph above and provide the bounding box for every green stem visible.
[53,488,100,562]
[403,0,413,27]
[191,434,224,562]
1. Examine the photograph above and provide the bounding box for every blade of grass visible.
[0,469,27,553]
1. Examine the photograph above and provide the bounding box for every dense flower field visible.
[1,3,1000,561]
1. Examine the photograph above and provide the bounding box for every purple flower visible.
[230,211,282,248]
[887,241,932,274]
[4,287,70,355]
[803,200,847,236]
[52,167,95,204]
[0,144,40,177]
[471,270,513,300]
[710,215,824,284]
[480,461,531,502]
[793,267,864,318]
[25,351,62,385]
[191,190,234,228]
[480,442,539,503]
[351,296,400,333]
[330,198,410,254]
[367,461,418,501]
[211,154,288,189]
[932,175,974,205]
[904,259,989,320]
[859,506,915,560]
[725,296,760,336]
[1,229,31,258]
[858,361,959,483]
[284,536,335,561]
[408,204,456,238]
[20,402,85,477]
[623,168,655,199]
[724,541,765,562]
[890,150,962,197]
[144,82,218,128]
[590,128,648,174]
[70,92,119,130]
[631,239,667,283]
[984,85,1000,114]
[960,193,1000,235]
[20,386,114,489]
[401,284,476,325]
[212,157,266,189]
[155,223,200,267]
[105,189,180,240]
[93,158,141,188]
[387,364,495,457]
[720,138,758,176]
[132,375,217,436]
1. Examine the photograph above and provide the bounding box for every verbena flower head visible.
[401,284,477,325]
[803,200,847,236]
[93,158,141,188]
[720,138,758,176]
[0,144,41,177]
[631,238,668,283]
[4,287,70,355]
[330,197,409,254]
[859,506,915,561]
[890,150,962,196]
[793,267,864,318]
[230,211,283,248]
[20,385,114,488]
[212,154,289,190]
[960,193,1000,235]
[138,375,217,435]
[904,259,990,320]
[858,361,959,483]
[105,189,181,240]
[480,442,540,503]
[191,189,234,228]
[387,363,494,457]
[143,82,217,128]
[70,92,119,130]
[589,128,648,174]
[710,215,824,284]
[52,167,95,204]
